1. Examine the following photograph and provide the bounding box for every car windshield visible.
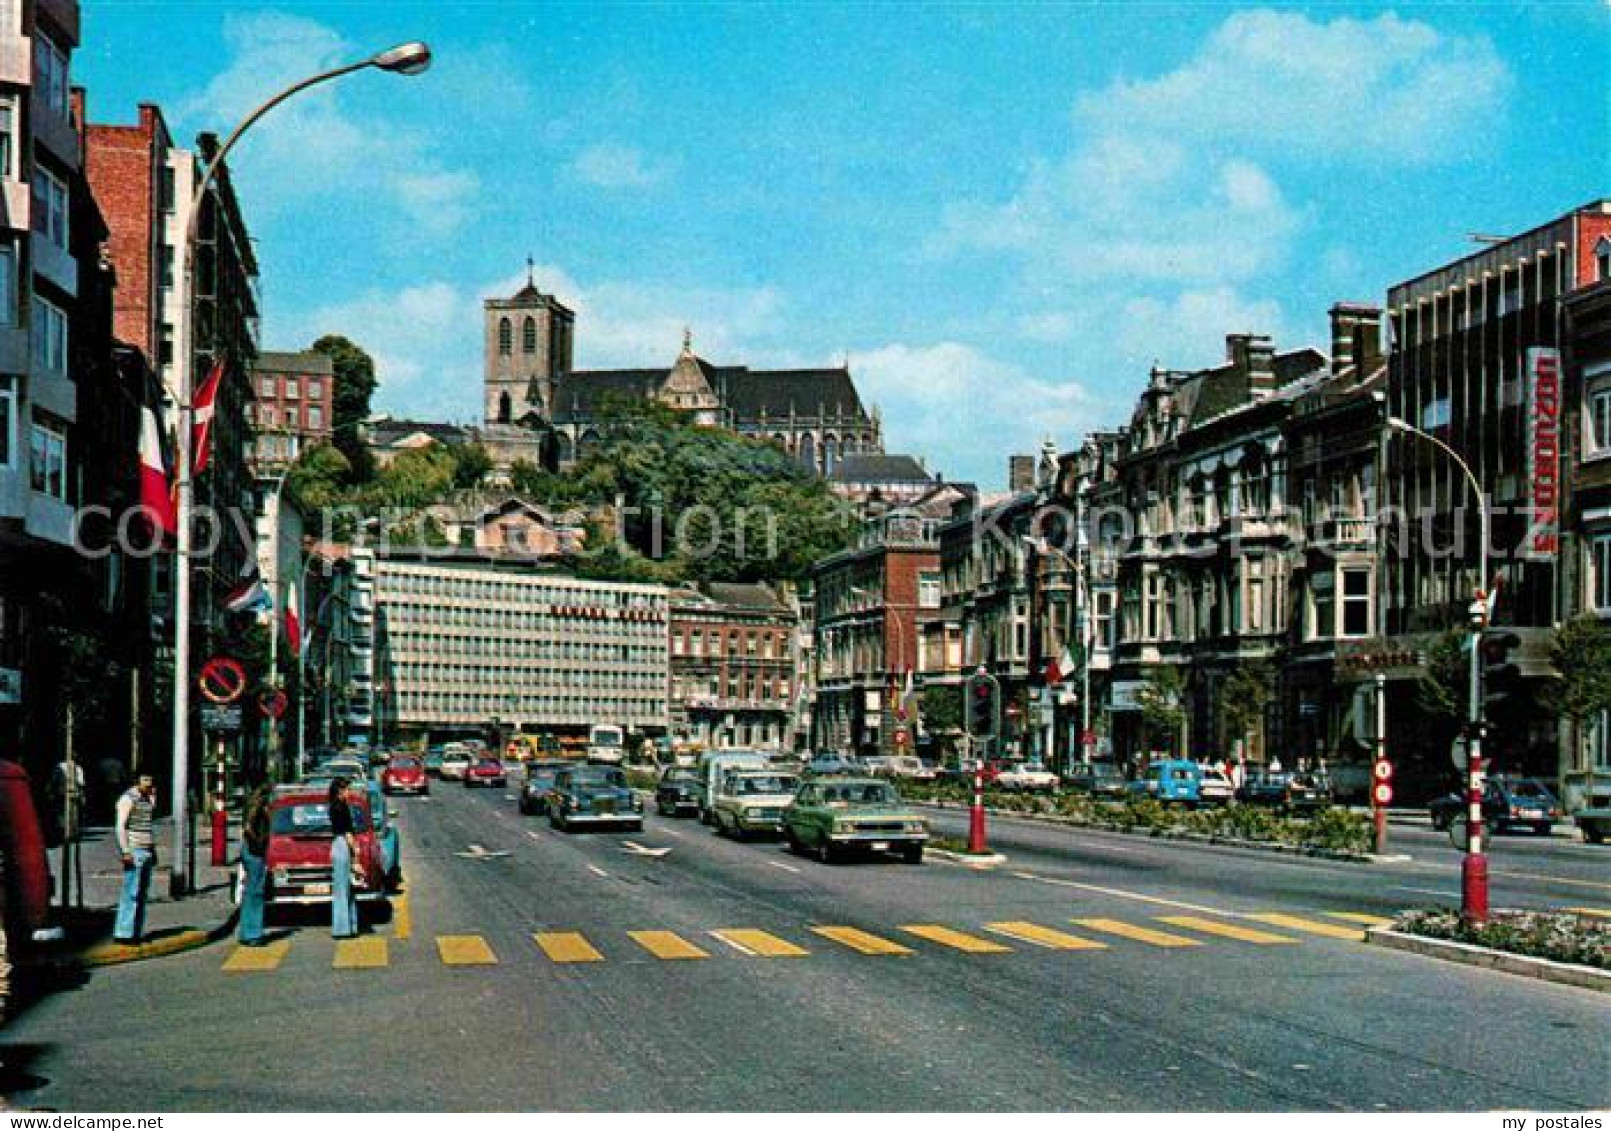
[271,801,370,835]
[475,759,502,769]
[528,766,562,784]
[571,768,626,788]
[663,769,698,783]
[1503,779,1552,799]
[391,758,422,770]
[737,775,797,795]
[820,782,896,805]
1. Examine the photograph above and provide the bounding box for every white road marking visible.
[767,860,801,874]
[526,830,543,841]
[659,827,684,839]
[709,931,757,956]
[621,841,672,858]
[1010,870,1249,919]
[1392,886,1460,898]
[455,844,511,860]
[586,864,610,879]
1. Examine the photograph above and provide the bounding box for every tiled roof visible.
[829,454,932,483]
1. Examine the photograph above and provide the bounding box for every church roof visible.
[829,453,932,484]
[549,357,871,426]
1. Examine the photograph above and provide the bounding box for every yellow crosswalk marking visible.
[1246,912,1364,940]
[1567,907,1611,920]
[629,930,709,960]
[436,934,498,966]
[222,939,290,972]
[1072,918,1201,948]
[811,925,914,955]
[899,924,1012,954]
[710,929,808,957]
[984,921,1107,950]
[1155,915,1297,945]
[1323,912,1392,927]
[534,931,605,963]
[333,935,388,969]
[394,893,412,941]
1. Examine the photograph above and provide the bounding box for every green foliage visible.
[1219,661,1273,752]
[1541,615,1611,725]
[1395,908,1611,970]
[920,686,962,736]
[452,443,495,490]
[1417,628,1467,720]
[285,443,352,510]
[311,334,378,483]
[1135,666,1186,754]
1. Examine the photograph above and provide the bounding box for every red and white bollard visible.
[967,764,988,855]
[209,740,228,867]
[1462,746,1488,924]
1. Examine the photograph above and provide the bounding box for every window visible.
[1599,238,1611,282]
[0,376,14,468]
[1246,578,1264,633]
[0,99,14,179]
[1341,567,1371,637]
[1309,573,1334,641]
[1094,590,1114,649]
[523,316,537,353]
[308,405,324,430]
[306,377,321,401]
[918,570,941,609]
[285,377,299,400]
[160,244,174,289]
[1595,534,1611,612]
[259,376,277,399]
[32,296,67,375]
[498,317,512,356]
[33,33,69,116]
[0,245,14,326]
[31,167,68,249]
[29,417,66,500]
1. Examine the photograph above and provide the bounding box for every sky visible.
[77,1,1607,487]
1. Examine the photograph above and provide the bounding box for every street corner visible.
[74,912,238,969]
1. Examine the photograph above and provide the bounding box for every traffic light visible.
[967,674,998,741]
[1480,629,1522,711]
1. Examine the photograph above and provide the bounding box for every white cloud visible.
[569,143,670,189]
[179,12,477,236]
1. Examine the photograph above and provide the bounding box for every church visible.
[481,272,885,473]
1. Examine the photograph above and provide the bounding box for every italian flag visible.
[285,583,302,656]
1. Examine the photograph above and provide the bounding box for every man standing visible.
[113,774,157,945]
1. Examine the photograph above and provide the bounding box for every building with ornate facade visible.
[667,582,801,752]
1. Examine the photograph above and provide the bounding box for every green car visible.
[782,776,928,864]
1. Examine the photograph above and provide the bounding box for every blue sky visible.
[79,2,1607,487]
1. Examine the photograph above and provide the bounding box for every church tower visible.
[655,329,722,427]
[483,260,575,426]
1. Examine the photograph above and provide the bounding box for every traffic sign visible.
[1372,782,1394,806]
[1080,729,1097,747]
[257,688,288,720]
[893,728,910,747]
[198,657,247,704]
[1372,759,1393,782]
[201,704,243,733]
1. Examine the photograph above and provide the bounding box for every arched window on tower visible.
[498,391,512,423]
[523,316,538,353]
[498,317,512,356]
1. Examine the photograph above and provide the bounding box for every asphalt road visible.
[3,778,1607,1112]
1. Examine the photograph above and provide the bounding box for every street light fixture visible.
[167,41,432,897]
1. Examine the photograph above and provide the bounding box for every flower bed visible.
[1391,909,1611,970]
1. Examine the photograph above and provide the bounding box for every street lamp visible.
[167,41,432,897]
[1377,396,1492,924]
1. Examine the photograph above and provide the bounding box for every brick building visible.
[668,582,799,752]
[249,349,334,471]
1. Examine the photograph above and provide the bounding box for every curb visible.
[912,800,1387,863]
[927,847,1008,867]
[70,909,239,970]
[1364,927,1611,993]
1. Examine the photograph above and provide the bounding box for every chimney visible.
[1227,333,1277,399]
[1328,302,1383,379]
[1009,454,1036,493]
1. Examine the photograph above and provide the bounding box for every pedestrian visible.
[237,783,272,946]
[113,773,157,946]
[327,777,359,939]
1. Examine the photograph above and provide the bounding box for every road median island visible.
[1367,909,1610,992]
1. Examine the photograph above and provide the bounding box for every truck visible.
[693,749,772,824]
[586,724,626,765]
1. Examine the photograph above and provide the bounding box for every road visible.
[3,779,1607,1112]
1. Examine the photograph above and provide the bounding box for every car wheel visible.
[628,820,643,833]
[902,843,924,865]
[1533,822,1552,837]
[784,827,802,855]
[1584,822,1606,845]
[550,812,563,830]
[518,799,531,815]
[817,835,835,865]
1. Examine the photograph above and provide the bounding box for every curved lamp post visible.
[168,41,431,897]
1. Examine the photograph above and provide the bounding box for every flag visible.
[190,360,224,476]
[225,567,270,615]
[285,583,302,656]
[1045,642,1077,685]
[303,585,334,655]
[893,669,910,721]
[138,404,177,537]
[901,669,924,738]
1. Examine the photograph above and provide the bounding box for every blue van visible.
[1127,759,1202,805]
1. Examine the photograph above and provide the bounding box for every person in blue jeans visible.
[113,774,157,944]
[237,784,273,946]
[327,777,359,939]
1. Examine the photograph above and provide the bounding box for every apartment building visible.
[668,582,798,751]
[249,349,334,471]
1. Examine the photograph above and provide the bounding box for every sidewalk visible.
[44,815,240,969]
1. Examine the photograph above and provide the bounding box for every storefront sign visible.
[1524,347,1562,560]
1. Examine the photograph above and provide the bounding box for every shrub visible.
[1395,909,1611,970]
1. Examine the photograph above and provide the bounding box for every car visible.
[1429,775,1562,836]
[519,760,568,816]
[995,761,1060,792]
[1198,767,1235,807]
[1127,759,1202,805]
[381,754,429,796]
[861,756,896,777]
[782,776,929,864]
[694,749,772,822]
[655,766,702,817]
[712,770,801,838]
[438,747,471,780]
[550,764,644,831]
[1235,771,1329,812]
[264,785,389,908]
[464,757,508,788]
[804,754,861,778]
[319,756,370,783]
[423,750,445,776]
[363,781,403,891]
[1064,762,1129,799]
[885,755,938,782]
[1,758,59,1016]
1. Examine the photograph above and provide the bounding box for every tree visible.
[1416,628,1467,721]
[1541,616,1611,768]
[1135,666,1186,756]
[920,686,962,735]
[285,442,352,510]
[311,334,377,483]
[452,443,494,490]
[1219,661,1273,761]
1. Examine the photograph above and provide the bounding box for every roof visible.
[367,418,471,446]
[703,582,789,612]
[1185,348,1326,427]
[829,454,932,483]
[550,357,872,425]
[250,350,335,376]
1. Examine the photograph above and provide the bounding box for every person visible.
[326,777,359,939]
[237,784,272,946]
[113,774,157,945]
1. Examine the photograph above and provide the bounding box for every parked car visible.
[885,755,938,782]
[438,746,472,781]
[712,770,801,838]
[995,761,1059,792]
[1428,775,1562,836]
[319,756,369,783]
[464,757,508,788]
[423,749,445,776]
[1127,759,1202,805]
[655,766,702,817]
[381,754,429,796]
[1,759,58,1021]
[861,756,896,777]
[804,754,862,778]
[264,786,389,908]
[1236,772,1331,813]
[363,781,403,891]
[1198,767,1235,807]
[519,760,568,816]
[782,776,928,864]
[550,765,644,831]
[1064,762,1129,799]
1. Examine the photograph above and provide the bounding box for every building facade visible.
[668,582,798,752]
[249,349,334,472]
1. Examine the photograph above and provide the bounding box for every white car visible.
[438,745,471,780]
[712,770,801,838]
[1199,767,1235,806]
[886,756,937,782]
[995,761,1059,792]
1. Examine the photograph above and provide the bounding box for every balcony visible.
[1306,515,1374,549]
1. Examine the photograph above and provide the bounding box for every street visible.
[4,784,1607,1112]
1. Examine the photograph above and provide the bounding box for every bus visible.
[586,724,626,765]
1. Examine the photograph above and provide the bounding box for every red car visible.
[1,759,58,1015]
[381,754,429,796]
[265,786,389,907]
[464,757,508,788]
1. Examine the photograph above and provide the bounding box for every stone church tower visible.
[483,263,575,426]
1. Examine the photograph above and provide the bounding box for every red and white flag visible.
[284,582,302,656]
[1045,643,1076,685]
[190,360,224,476]
[138,404,177,537]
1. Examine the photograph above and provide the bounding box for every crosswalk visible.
[220,908,1403,973]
